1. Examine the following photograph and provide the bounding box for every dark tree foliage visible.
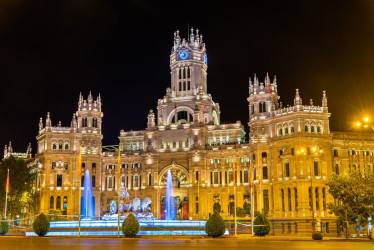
[0,220,9,235]
[253,213,271,236]
[33,213,50,236]
[236,207,246,217]
[243,202,251,216]
[205,213,226,238]
[0,156,36,219]
[213,202,221,213]
[312,232,323,240]
[122,213,139,237]
[326,172,374,229]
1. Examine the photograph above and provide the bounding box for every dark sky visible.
[1,0,374,153]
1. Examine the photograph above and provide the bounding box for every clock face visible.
[203,53,208,65]
[178,50,189,60]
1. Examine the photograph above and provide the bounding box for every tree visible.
[33,213,50,236]
[0,157,36,220]
[253,213,271,236]
[122,213,139,237]
[205,213,226,237]
[0,220,9,236]
[326,172,374,238]
[213,202,221,213]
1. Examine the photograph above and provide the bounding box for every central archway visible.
[158,162,190,220]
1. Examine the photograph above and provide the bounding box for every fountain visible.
[165,169,175,220]
[81,169,95,219]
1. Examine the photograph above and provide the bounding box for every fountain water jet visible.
[81,169,95,219]
[165,169,175,220]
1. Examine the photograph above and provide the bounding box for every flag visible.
[6,169,9,194]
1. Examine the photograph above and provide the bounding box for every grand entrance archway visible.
[159,162,189,220]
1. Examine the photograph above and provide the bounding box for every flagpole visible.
[251,163,255,236]
[117,145,121,238]
[233,156,237,236]
[5,169,9,220]
[78,147,82,237]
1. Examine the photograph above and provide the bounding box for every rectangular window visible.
[195,171,199,181]
[179,82,182,91]
[229,171,233,183]
[196,202,199,213]
[285,162,290,177]
[333,149,338,157]
[57,174,62,187]
[314,161,319,176]
[148,173,152,186]
[263,166,268,179]
[183,82,186,91]
[135,176,139,187]
[214,171,219,184]
[305,125,308,132]
[244,170,249,183]
[187,81,190,90]
[92,176,95,187]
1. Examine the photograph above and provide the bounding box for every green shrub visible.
[33,213,50,236]
[0,220,9,236]
[312,232,323,240]
[368,232,372,240]
[213,203,221,213]
[253,213,271,236]
[243,202,251,216]
[122,213,139,237]
[205,213,226,238]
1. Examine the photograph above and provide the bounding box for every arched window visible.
[64,143,69,150]
[63,196,68,209]
[228,170,233,183]
[108,176,112,188]
[285,127,289,135]
[50,196,54,209]
[82,118,87,127]
[92,176,95,188]
[263,189,269,214]
[305,125,309,132]
[195,171,199,181]
[92,163,96,173]
[317,126,321,133]
[52,143,57,150]
[92,118,98,128]
[56,174,62,187]
[187,67,190,78]
[59,143,63,150]
[309,187,312,210]
[314,161,319,176]
[322,187,326,210]
[311,126,315,133]
[52,162,56,169]
[290,126,294,133]
[148,173,152,186]
[279,128,283,136]
[315,187,319,210]
[81,176,84,187]
[288,188,292,211]
[179,68,181,79]
[183,68,186,79]
[56,196,61,210]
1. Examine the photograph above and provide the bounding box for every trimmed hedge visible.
[253,213,271,236]
[0,220,9,236]
[122,213,139,237]
[312,232,323,240]
[205,213,226,238]
[33,213,50,236]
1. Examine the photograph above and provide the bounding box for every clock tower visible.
[155,28,220,126]
[170,28,208,97]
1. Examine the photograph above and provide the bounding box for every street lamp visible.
[356,117,373,131]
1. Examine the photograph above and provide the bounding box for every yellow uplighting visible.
[364,124,368,128]
[356,122,361,127]
[301,149,305,153]
[364,117,369,122]
[312,147,317,152]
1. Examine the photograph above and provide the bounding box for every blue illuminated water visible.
[81,169,95,218]
[165,169,175,220]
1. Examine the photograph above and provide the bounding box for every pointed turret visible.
[4,145,8,158]
[293,89,304,111]
[45,112,52,127]
[39,117,43,132]
[322,90,328,112]
[8,141,13,154]
[147,109,155,129]
[88,91,93,104]
[27,143,32,158]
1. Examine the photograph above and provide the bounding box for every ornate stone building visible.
[33,28,374,236]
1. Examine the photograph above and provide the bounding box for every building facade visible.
[33,28,374,236]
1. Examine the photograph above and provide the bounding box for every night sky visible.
[1,0,374,153]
